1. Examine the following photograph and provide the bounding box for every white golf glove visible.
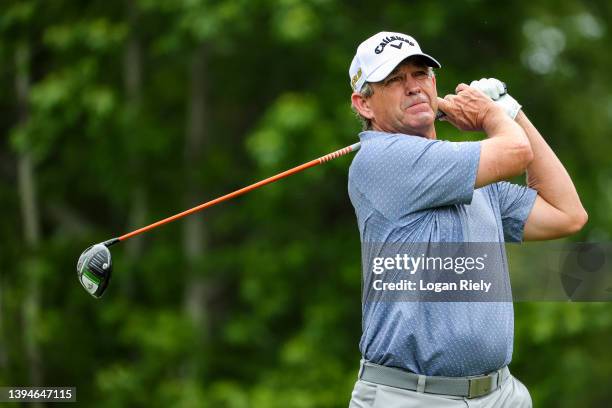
[469,78,522,119]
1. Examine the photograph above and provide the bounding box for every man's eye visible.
[386,76,402,84]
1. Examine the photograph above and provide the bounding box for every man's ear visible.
[351,92,374,120]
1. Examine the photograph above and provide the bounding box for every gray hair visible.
[352,64,434,131]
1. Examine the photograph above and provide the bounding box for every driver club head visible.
[77,243,112,298]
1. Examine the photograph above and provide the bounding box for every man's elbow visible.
[567,208,588,234]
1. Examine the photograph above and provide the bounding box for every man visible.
[347,31,587,407]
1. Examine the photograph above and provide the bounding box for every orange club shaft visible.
[112,142,361,244]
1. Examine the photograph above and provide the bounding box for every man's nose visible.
[404,79,422,95]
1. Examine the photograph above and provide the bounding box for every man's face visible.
[362,59,438,138]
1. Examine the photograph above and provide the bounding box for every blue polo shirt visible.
[348,130,537,377]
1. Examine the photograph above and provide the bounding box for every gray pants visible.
[349,371,532,408]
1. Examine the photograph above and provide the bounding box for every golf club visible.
[77,142,361,298]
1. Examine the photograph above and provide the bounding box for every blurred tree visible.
[15,39,44,395]
[0,0,610,407]
[124,0,147,273]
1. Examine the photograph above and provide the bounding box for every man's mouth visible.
[405,101,430,111]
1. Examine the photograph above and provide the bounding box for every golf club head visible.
[77,243,112,298]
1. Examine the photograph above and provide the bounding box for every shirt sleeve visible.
[495,181,538,242]
[352,134,481,220]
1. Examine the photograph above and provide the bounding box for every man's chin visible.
[403,116,435,132]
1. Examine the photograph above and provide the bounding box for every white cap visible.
[349,31,441,92]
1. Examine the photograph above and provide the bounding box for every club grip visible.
[318,142,361,163]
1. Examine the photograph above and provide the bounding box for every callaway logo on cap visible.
[349,31,441,92]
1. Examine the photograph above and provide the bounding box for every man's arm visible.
[437,84,533,188]
[516,111,588,240]
[476,111,533,188]
[461,77,588,240]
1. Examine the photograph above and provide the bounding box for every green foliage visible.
[1,0,611,407]
[44,19,127,52]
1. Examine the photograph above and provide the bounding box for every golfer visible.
[347,31,587,407]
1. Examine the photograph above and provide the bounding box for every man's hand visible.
[438,83,533,189]
[469,78,522,119]
[469,78,587,239]
[436,83,507,132]
[469,78,506,100]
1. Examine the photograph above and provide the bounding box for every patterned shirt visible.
[348,130,537,376]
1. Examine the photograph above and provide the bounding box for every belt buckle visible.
[467,375,495,398]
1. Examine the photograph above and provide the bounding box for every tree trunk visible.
[124,0,147,267]
[16,42,43,395]
[0,260,6,371]
[183,44,209,341]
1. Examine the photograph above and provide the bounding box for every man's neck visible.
[371,124,437,140]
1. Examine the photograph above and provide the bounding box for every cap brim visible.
[368,53,441,83]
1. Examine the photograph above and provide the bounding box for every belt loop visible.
[416,374,426,393]
[358,359,366,379]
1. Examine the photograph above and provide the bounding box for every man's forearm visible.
[515,110,587,221]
